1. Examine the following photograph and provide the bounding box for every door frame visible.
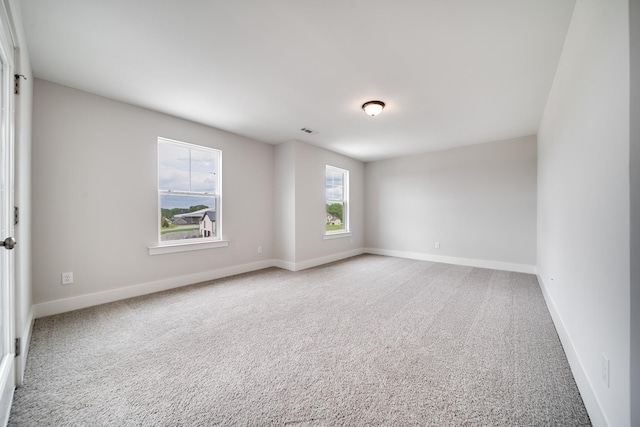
[0,1,16,424]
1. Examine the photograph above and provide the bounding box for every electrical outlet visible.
[601,353,610,388]
[257,246,262,254]
[61,272,74,285]
[435,242,440,249]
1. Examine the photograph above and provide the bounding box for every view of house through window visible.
[326,165,349,233]
[158,137,221,243]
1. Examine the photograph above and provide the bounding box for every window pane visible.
[159,167,190,192]
[325,165,348,233]
[326,169,344,201]
[326,184,343,201]
[159,141,219,193]
[159,194,216,241]
[326,169,343,188]
[326,201,344,231]
[158,138,221,244]
[159,142,189,171]
[331,170,343,186]
[191,149,218,174]
[159,141,191,192]
[191,170,216,193]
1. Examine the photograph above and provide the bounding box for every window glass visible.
[325,165,349,233]
[158,138,221,243]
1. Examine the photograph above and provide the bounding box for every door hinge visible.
[14,74,27,95]
[14,206,18,225]
[15,338,21,357]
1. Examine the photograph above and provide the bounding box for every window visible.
[157,137,221,244]
[325,165,349,234]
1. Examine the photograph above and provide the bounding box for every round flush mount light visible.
[362,100,385,117]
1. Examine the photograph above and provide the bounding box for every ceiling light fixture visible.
[362,100,385,117]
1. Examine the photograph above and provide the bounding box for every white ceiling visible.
[19,0,576,162]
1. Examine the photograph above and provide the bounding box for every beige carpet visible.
[9,255,591,426]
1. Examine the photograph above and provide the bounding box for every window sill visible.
[323,231,352,240]
[148,239,229,255]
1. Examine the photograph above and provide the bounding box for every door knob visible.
[1,237,16,250]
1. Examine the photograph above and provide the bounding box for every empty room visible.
[0,0,637,426]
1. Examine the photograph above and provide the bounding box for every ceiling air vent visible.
[300,127,319,135]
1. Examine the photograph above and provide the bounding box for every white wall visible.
[364,136,537,272]
[293,141,364,266]
[629,0,639,424]
[31,82,365,311]
[273,140,365,270]
[274,141,296,265]
[32,80,274,314]
[8,0,34,386]
[537,0,630,425]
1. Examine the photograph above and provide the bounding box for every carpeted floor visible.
[9,255,591,426]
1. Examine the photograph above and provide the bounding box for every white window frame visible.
[148,137,228,255]
[324,165,351,239]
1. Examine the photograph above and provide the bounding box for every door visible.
[0,3,14,424]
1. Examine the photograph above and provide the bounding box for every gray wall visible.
[32,80,274,306]
[630,0,639,424]
[274,140,365,269]
[293,141,364,265]
[364,136,537,270]
[537,0,631,425]
[274,141,296,264]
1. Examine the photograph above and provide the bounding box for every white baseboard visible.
[364,247,536,274]
[30,248,527,315]
[275,248,365,272]
[15,306,34,387]
[32,250,368,319]
[537,271,608,427]
[294,248,365,271]
[33,260,275,318]
[273,259,296,271]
